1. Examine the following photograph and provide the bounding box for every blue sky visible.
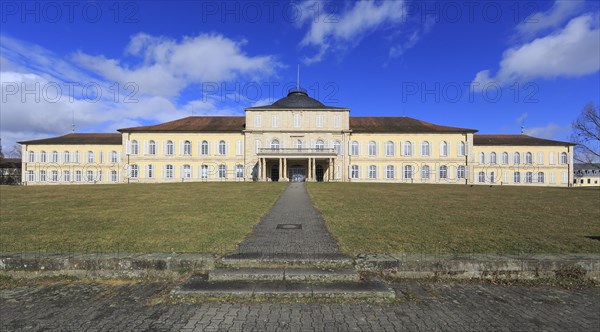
[1,0,599,152]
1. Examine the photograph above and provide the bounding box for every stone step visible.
[209,268,360,282]
[173,276,395,299]
[219,253,354,269]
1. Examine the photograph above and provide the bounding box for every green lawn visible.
[0,182,287,253]
[307,183,600,254]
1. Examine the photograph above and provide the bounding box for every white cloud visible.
[73,32,281,98]
[523,123,571,140]
[297,1,409,64]
[516,112,528,124]
[515,0,586,40]
[472,13,600,88]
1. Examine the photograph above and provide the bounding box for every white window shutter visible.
[163,141,167,156]
[215,142,219,155]
[226,142,230,155]
[549,152,555,164]
[125,140,131,155]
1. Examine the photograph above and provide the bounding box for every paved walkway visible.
[1,280,598,331]
[232,183,340,258]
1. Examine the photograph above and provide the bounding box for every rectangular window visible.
[457,166,465,179]
[386,166,395,179]
[404,166,413,179]
[333,115,340,129]
[272,115,278,128]
[514,172,521,183]
[316,115,323,128]
[183,165,191,179]
[561,172,568,184]
[130,165,138,178]
[550,172,555,184]
[111,170,118,182]
[439,166,447,179]
[254,114,262,128]
[165,165,174,179]
[201,165,208,179]
[75,171,82,182]
[64,152,70,163]
[63,171,70,182]
[147,165,154,178]
[87,170,94,182]
[40,170,46,182]
[97,171,102,182]
[87,152,94,163]
[218,165,227,179]
[294,114,301,128]
[236,140,243,155]
[351,165,359,179]
[28,170,35,182]
[236,165,244,178]
[51,171,58,182]
[368,165,377,179]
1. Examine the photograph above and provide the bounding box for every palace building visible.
[19,88,575,186]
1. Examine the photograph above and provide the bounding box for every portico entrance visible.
[256,150,338,182]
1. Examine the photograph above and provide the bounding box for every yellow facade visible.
[19,90,575,187]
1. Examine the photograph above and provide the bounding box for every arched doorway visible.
[316,165,324,182]
[271,164,279,182]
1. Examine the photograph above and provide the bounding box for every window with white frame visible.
[334,115,340,128]
[351,165,359,179]
[87,151,94,163]
[367,141,376,156]
[111,151,118,163]
[316,115,323,128]
[130,165,138,178]
[478,171,485,183]
[525,172,533,183]
[421,165,430,179]
[479,152,485,164]
[514,152,520,164]
[316,140,325,150]
[183,165,191,179]
[514,171,521,183]
[458,141,466,156]
[457,165,465,179]
[255,140,261,154]
[334,141,341,155]
[63,151,70,163]
[490,152,497,164]
[560,152,568,164]
[368,165,377,179]
[28,170,35,182]
[148,140,156,155]
[147,164,154,178]
[294,114,301,128]
[271,139,280,150]
[386,165,395,179]
[201,165,208,179]
[201,141,209,155]
[75,170,81,182]
[28,151,36,163]
[525,152,533,164]
[236,165,244,178]
[296,139,303,150]
[166,141,174,155]
[111,170,118,182]
[385,141,395,156]
[218,164,227,178]
[440,141,448,157]
[272,115,278,128]
[40,170,46,182]
[74,151,80,163]
[550,172,555,183]
[439,165,448,179]
[219,140,226,155]
[165,164,174,178]
[403,141,412,156]
[501,152,509,164]
[131,140,139,155]
[404,165,413,179]
[490,171,495,183]
[52,151,59,163]
[537,172,545,183]
[351,141,359,156]
[40,151,47,162]
[421,141,430,156]
[98,171,103,181]
[183,141,191,155]
[86,170,94,182]
[51,170,59,182]
[254,114,262,128]
[63,170,70,182]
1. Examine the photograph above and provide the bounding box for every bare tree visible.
[8,144,22,159]
[571,103,600,164]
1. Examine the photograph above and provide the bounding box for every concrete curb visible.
[0,252,215,279]
[355,253,600,280]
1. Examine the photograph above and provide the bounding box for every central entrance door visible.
[316,165,324,182]
[271,165,280,182]
[289,166,306,182]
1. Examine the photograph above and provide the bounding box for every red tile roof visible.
[349,117,478,133]
[473,134,574,146]
[18,133,122,145]
[118,116,246,132]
